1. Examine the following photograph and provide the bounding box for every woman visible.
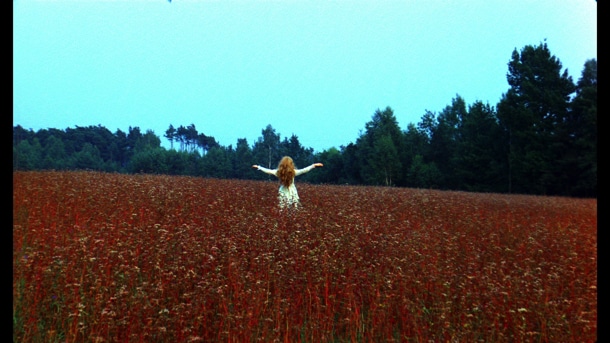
[253,156,323,209]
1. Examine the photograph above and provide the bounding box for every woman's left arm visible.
[295,163,323,176]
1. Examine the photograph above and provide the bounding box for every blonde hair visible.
[277,156,296,188]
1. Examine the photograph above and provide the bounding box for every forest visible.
[13,43,597,198]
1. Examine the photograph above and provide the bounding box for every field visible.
[13,171,597,342]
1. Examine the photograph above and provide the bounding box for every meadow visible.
[13,171,597,342]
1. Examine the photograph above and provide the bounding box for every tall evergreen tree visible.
[233,138,254,179]
[454,101,504,192]
[415,110,437,165]
[127,126,143,154]
[186,124,198,152]
[565,59,597,197]
[197,132,219,155]
[165,124,177,150]
[176,125,187,151]
[497,42,576,195]
[428,95,467,190]
[403,123,428,162]
[340,143,361,185]
[114,128,130,169]
[402,123,430,186]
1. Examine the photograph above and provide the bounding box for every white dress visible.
[256,164,316,208]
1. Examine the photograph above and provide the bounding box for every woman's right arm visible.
[252,165,277,176]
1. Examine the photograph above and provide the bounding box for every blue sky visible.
[13,0,597,153]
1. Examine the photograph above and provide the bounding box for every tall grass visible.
[13,171,597,342]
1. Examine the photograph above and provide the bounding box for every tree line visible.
[13,42,596,197]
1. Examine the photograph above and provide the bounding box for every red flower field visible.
[13,171,597,342]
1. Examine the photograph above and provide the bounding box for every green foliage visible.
[233,138,255,179]
[41,135,68,170]
[129,147,169,174]
[311,147,344,184]
[164,124,177,150]
[252,124,282,173]
[70,143,104,171]
[453,101,505,193]
[372,134,401,186]
[428,95,467,189]
[135,130,162,152]
[564,59,597,197]
[201,146,232,178]
[339,143,362,185]
[13,139,42,171]
[357,107,405,186]
[11,43,596,197]
[407,154,441,189]
[280,134,314,171]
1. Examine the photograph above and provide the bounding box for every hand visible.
[314,163,323,167]
[252,165,259,169]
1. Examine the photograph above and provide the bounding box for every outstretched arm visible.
[295,163,324,176]
[252,164,277,176]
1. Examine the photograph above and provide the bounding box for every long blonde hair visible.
[277,156,296,187]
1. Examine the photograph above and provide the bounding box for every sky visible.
[13,0,597,153]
